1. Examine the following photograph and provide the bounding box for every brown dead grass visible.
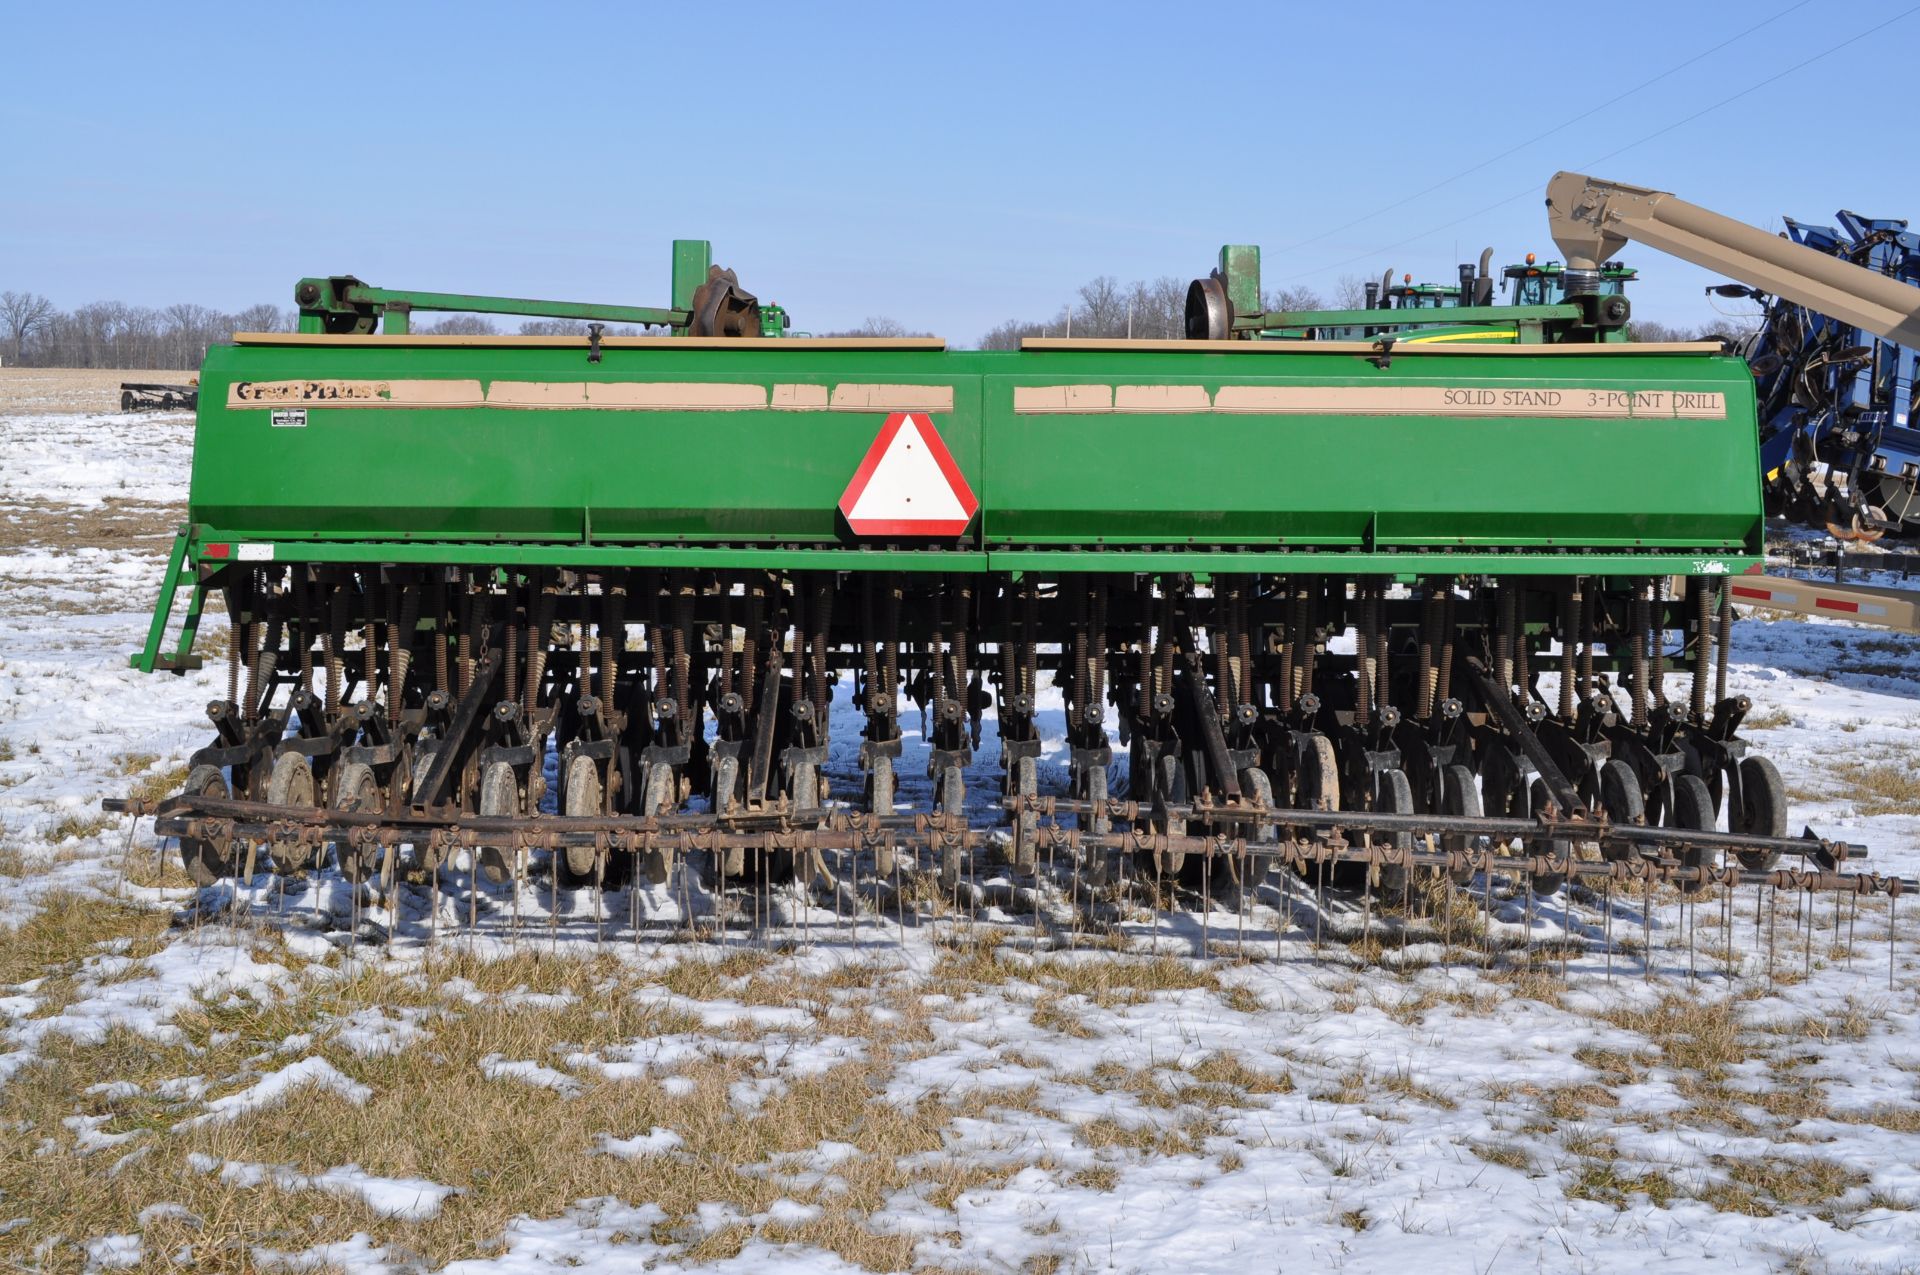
[1829,760,1920,817]
[0,496,183,552]
[1,924,1195,1270]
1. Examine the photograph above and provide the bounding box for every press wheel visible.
[1598,759,1645,864]
[177,763,234,886]
[1439,763,1481,885]
[477,761,519,884]
[265,752,316,872]
[1373,768,1415,893]
[1732,755,1786,872]
[1668,772,1715,894]
[935,765,965,891]
[1011,756,1038,870]
[559,754,603,886]
[1527,777,1572,896]
[714,753,746,879]
[639,764,676,886]
[331,761,380,882]
[867,754,897,878]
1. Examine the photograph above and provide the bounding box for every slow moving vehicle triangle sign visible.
[838,412,978,536]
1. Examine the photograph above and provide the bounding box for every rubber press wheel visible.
[1598,759,1645,863]
[1439,763,1482,885]
[265,752,316,872]
[936,765,965,891]
[1731,755,1787,872]
[640,764,676,886]
[1237,767,1276,883]
[1372,768,1416,893]
[1528,778,1573,896]
[477,761,519,884]
[714,753,747,879]
[865,754,896,878]
[331,761,380,882]
[1011,756,1038,870]
[559,754,603,887]
[177,763,234,886]
[1667,772,1716,894]
[1078,762,1110,886]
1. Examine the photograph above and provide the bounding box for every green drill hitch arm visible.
[291,238,752,336]
[292,278,688,336]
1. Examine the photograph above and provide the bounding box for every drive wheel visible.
[1732,755,1786,872]
[177,763,234,886]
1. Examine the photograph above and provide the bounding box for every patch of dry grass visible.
[1600,995,1744,1078]
[1470,1141,1535,1173]
[1185,1051,1293,1096]
[1711,1154,1868,1214]
[44,812,116,845]
[1829,759,1920,816]
[0,889,171,988]
[1568,1160,1680,1210]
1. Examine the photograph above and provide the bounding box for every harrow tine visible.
[1848,890,1858,969]
[1642,870,1652,983]
[1604,875,1613,982]
[1767,883,1778,991]
[1804,887,1813,981]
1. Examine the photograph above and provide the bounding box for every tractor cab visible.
[1504,254,1636,306]
[1381,275,1462,309]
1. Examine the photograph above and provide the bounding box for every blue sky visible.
[2,1,1914,342]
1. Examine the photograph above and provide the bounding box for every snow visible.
[81,1233,141,1270]
[594,1127,685,1159]
[179,1056,372,1128]
[479,1054,584,1098]
[1,409,1917,1271]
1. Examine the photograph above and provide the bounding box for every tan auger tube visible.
[1547,170,1920,349]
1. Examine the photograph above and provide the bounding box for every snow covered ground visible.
[1,410,1918,1273]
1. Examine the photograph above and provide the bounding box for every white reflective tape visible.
[236,544,275,562]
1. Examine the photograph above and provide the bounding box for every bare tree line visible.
[0,290,299,369]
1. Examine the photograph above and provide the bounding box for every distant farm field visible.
[0,368,193,415]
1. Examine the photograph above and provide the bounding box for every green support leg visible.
[130,529,203,674]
